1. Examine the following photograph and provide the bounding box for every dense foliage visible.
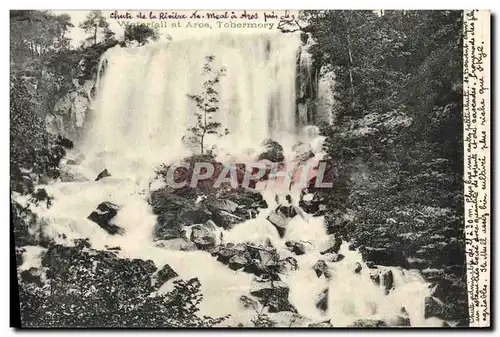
[304,10,466,324]
[18,240,228,327]
[124,23,160,45]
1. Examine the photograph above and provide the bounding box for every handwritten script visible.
[463,10,490,328]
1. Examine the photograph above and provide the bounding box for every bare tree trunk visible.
[345,13,356,109]
[93,25,98,45]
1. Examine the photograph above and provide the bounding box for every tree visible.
[18,242,229,327]
[123,23,159,46]
[10,10,73,65]
[185,56,229,155]
[304,10,466,324]
[79,10,113,46]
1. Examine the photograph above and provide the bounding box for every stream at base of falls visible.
[14,156,445,328]
[15,33,447,327]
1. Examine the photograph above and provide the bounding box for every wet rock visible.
[424,296,444,319]
[323,253,345,263]
[190,225,216,250]
[354,262,362,274]
[95,169,111,181]
[211,209,244,230]
[292,141,315,162]
[59,165,88,182]
[277,204,297,218]
[266,210,289,238]
[388,315,411,327]
[216,245,239,264]
[313,260,331,279]
[20,267,43,287]
[87,202,124,235]
[279,256,298,272]
[156,238,197,251]
[366,261,377,269]
[207,199,238,213]
[56,135,74,149]
[155,264,178,288]
[240,295,259,311]
[242,260,266,276]
[381,269,395,295]
[47,89,90,139]
[106,246,121,251]
[369,269,381,286]
[15,247,25,267]
[315,288,329,312]
[228,253,249,270]
[258,139,284,163]
[350,319,388,327]
[309,320,333,328]
[204,219,217,230]
[257,248,277,267]
[250,280,296,313]
[285,241,306,255]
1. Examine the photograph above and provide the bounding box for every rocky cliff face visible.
[296,33,334,129]
[45,78,95,141]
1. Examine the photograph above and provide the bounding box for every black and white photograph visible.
[9,9,491,328]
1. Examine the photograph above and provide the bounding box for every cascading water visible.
[15,31,444,327]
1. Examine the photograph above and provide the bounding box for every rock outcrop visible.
[87,202,124,235]
[46,80,94,141]
[249,280,297,313]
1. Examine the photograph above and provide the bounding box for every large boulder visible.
[20,267,43,287]
[46,88,92,140]
[313,260,331,279]
[190,225,216,250]
[249,280,297,313]
[381,269,395,295]
[87,202,124,235]
[95,169,111,181]
[350,319,388,327]
[258,139,284,163]
[266,210,289,238]
[292,141,315,162]
[210,208,245,230]
[211,243,282,279]
[154,264,178,288]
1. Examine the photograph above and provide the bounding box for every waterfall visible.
[84,33,316,176]
[13,32,445,327]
